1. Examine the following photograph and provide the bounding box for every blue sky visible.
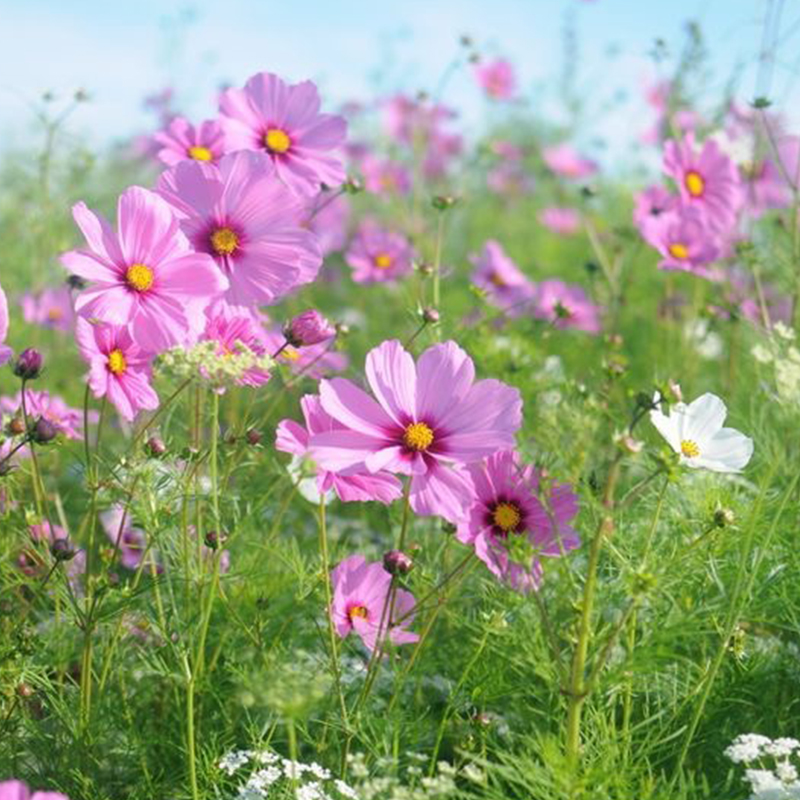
[2,1,799,167]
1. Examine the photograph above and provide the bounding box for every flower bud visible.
[51,538,76,562]
[144,436,167,458]
[31,417,58,444]
[16,682,34,698]
[13,348,43,380]
[422,307,440,324]
[246,428,262,446]
[204,530,227,550]
[7,416,26,436]
[432,194,458,211]
[283,310,336,348]
[713,507,735,528]
[383,550,414,575]
[66,274,88,291]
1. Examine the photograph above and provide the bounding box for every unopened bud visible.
[383,550,414,575]
[432,194,458,211]
[51,538,76,562]
[204,530,227,550]
[16,683,34,698]
[422,307,440,324]
[246,429,262,446]
[7,417,26,436]
[713,507,735,528]
[145,436,166,458]
[13,349,43,380]
[32,418,58,444]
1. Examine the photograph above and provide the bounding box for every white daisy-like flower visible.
[649,392,754,473]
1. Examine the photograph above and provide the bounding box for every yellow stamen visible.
[492,502,521,532]
[210,227,239,256]
[107,349,127,375]
[349,605,368,620]
[188,145,213,162]
[668,242,689,260]
[681,439,700,458]
[280,347,301,362]
[403,422,434,452]
[126,264,154,292]
[374,253,393,270]
[685,170,705,197]
[47,308,63,322]
[489,272,506,287]
[264,128,291,154]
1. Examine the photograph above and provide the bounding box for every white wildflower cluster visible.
[346,751,485,800]
[218,748,357,800]
[752,323,800,407]
[158,340,272,388]
[725,734,800,799]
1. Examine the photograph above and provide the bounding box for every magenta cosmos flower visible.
[157,151,321,307]
[360,154,411,196]
[538,207,580,236]
[101,505,158,572]
[277,394,403,504]
[76,318,159,422]
[0,780,70,800]
[331,555,418,652]
[533,279,602,334]
[456,450,579,593]
[0,282,11,366]
[643,205,723,277]
[311,340,522,522]
[60,186,228,352]
[345,222,415,284]
[632,185,678,243]
[663,132,743,232]
[470,240,535,316]
[542,143,598,180]
[21,286,75,333]
[153,116,227,166]
[474,58,516,100]
[219,71,348,196]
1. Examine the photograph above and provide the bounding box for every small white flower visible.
[650,392,753,473]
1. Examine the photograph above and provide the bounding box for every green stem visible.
[183,654,200,800]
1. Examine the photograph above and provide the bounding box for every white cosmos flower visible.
[649,392,753,472]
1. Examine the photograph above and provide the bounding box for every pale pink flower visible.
[470,240,536,316]
[153,116,227,166]
[474,58,516,100]
[533,280,602,334]
[542,144,598,179]
[0,283,11,365]
[345,222,415,284]
[538,207,580,236]
[21,287,75,333]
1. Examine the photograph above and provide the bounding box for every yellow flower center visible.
[107,349,127,375]
[489,272,507,287]
[668,242,689,260]
[210,227,239,256]
[348,605,368,621]
[47,308,63,321]
[280,347,301,362]
[681,439,701,458]
[264,128,291,154]
[126,263,154,292]
[685,170,705,197]
[403,422,434,452]
[187,145,213,161]
[492,502,522,532]
[374,253,393,270]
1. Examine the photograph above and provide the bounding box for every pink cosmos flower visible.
[538,207,581,236]
[60,186,228,352]
[29,520,68,542]
[284,309,336,347]
[345,222,415,284]
[456,450,580,593]
[474,58,516,100]
[76,318,159,422]
[311,340,522,522]
[261,327,348,379]
[330,555,418,652]
[533,279,602,334]
[153,116,227,166]
[470,240,536,316]
[716,269,791,326]
[219,71,348,195]
[157,151,321,307]
[663,133,743,232]
[643,206,723,278]
[200,300,271,388]
[101,506,157,571]
[487,162,534,196]
[0,779,71,800]
[542,144,598,180]
[0,283,11,366]
[360,154,411,196]
[0,391,90,441]
[21,286,76,333]
[276,395,402,504]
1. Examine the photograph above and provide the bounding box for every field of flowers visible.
[2,9,800,800]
